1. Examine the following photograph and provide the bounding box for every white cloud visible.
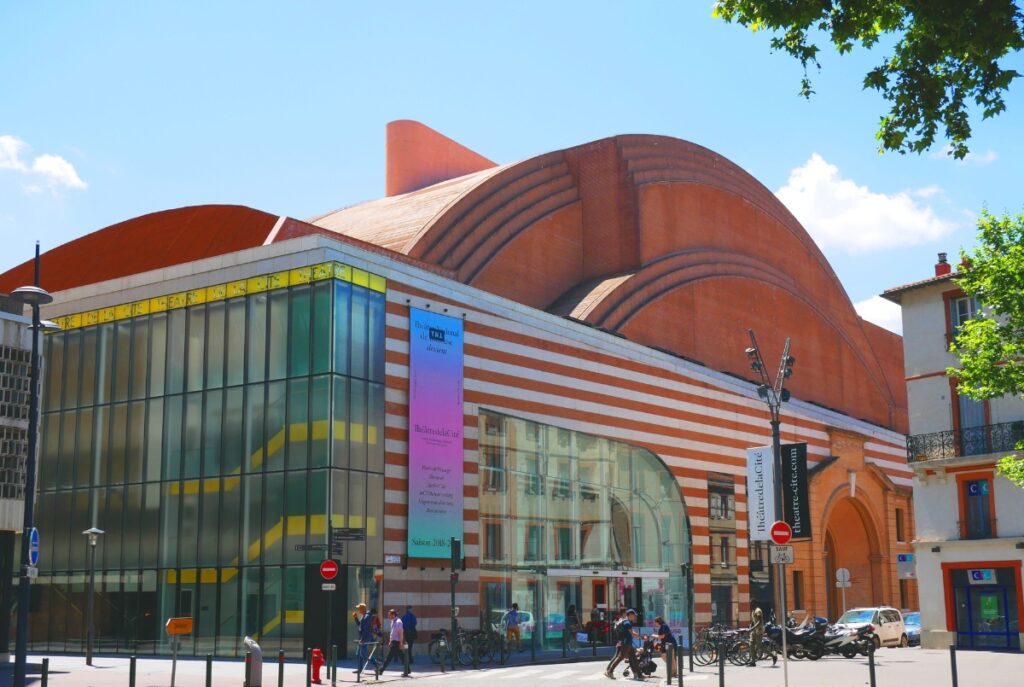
[854,295,902,335]
[31,153,87,189]
[0,134,87,191]
[0,135,28,171]
[776,153,958,254]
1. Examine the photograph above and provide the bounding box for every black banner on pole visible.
[780,443,811,539]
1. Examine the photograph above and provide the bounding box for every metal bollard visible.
[531,630,536,663]
[718,641,725,687]
[331,644,338,686]
[678,643,684,686]
[245,650,253,687]
[950,644,959,687]
[278,650,285,687]
[307,647,313,685]
[205,653,212,687]
[41,658,48,687]
[129,656,136,687]
[473,636,479,670]
[868,644,877,687]
[665,644,673,685]
[561,631,566,659]
[592,635,596,658]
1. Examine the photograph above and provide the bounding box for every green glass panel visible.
[286,378,308,470]
[102,485,125,570]
[310,375,330,468]
[127,400,145,483]
[80,328,97,407]
[145,398,164,483]
[367,382,384,474]
[244,474,263,567]
[263,472,285,565]
[220,470,241,566]
[149,313,167,398]
[55,410,75,489]
[74,407,92,488]
[163,395,183,481]
[225,298,246,387]
[108,402,128,485]
[244,384,266,474]
[179,488,199,568]
[123,484,142,568]
[186,305,206,392]
[166,310,186,395]
[96,322,114,404]
[222,386,244,475]
[44,332,64,411]
[267,290,289,381]
[183,392,203,479]
[203,389,223,476]
[350,286,368,380]
[206,301,225,389]
[113,320,132,402]
[159,483,179,568]
[198,486,219,566]
[92,405,110,486]
[311,280,332,375]
[63,330,81,409]
[349,379,367,471]
[247,293,268,384]
[288,286,311,377]
[368,290,386,382]
[265,381,286,471]
[331,376,349,469]
[141,484,160,567]
[284,471,306,564]
[333,281,351,375]
[217,567,241,656]
[131,316,150,400]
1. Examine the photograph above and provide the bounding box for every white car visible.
[836,607,908,648]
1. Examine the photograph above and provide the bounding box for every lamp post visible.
[10,243,54,687]
[82,527,105,666]
[744,330,795,687]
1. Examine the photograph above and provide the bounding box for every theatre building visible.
[0,122,916,658]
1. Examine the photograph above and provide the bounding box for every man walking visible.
[605,609,644,680]
[748,606,764,667]
[353,603,377,676]
[401,606,418,663]
[377,609,410,678]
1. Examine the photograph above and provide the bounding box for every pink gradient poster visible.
[407,308,465,558]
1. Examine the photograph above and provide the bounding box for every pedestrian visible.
[605,609,644,680]
[566,604,582,650]
[377,609,410,678]
[505,603,522,652]
[352,603,377,675]
[654,616,676,680]
[748,606,764,667]
[401,605,419,663]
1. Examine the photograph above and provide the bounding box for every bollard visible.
[868,644,877,687]
[278,650,285,687]
[129,656,136,687]
[678,642,684,686]
[531,630,536,663]
[501,634,508,665]
[473,635,479,670]
[665,644,673,685]
[307,647,313,685]
[592,635,596,658]
[949,644,958,687]
[331,644,338,686]
[41,658,48,687]
[245,650,253,687]
[718,641,725,687]
[561,631,567,659]
[205,653,212,687]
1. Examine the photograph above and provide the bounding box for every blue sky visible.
[2,2,1022,333]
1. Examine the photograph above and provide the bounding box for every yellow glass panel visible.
[226,280,247,298]
[131,300,150,317]
[333,263,352,282]
[149,296,169,313]
[369,274,387,293]
[66,313,82,328]
[311,263,333,281]
[185,289,207,306]
[82,311,100,326]
[289,267,312,285]
[114,304,132,320]
[98,307,116,323]
[168,293,187,309]
[268,271,289,289]
[352,268,370,287]
[205,284,226,301]
[246,276,268,294]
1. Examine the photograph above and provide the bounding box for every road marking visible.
[577,674,606,681]
[500,669,544,679]
[464,668,516,679]
[540,670,578,680]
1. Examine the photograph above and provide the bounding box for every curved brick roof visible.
[0,205,285,295]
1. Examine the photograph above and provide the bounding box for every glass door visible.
[543,575,582,651]
[955,585,1015,650]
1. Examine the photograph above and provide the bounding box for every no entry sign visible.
[320,559,340,580]
[770,520,793,545]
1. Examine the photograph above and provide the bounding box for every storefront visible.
[943,561,1022,651]
[477,411,690,649]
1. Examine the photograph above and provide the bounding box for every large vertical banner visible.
[746,446,775,541]
[780,443,811,539]
[407,308,465,558]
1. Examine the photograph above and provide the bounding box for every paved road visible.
[27,647,1024,687]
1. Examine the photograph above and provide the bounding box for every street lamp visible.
[10,244,54,687]
[82,527,105,666]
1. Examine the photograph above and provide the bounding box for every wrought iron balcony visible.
[907,420,1024,463]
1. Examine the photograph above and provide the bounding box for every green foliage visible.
[997,454,1024,488]
[712,1,1024,159]
[951,209,1024,487]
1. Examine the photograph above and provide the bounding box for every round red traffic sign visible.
[320,559,339,580]
[770,521,793,545]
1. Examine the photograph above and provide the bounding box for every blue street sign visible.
[28,528,39,567]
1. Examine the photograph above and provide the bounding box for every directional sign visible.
[294,544,329,552]
[769,544,794,565]
[770,521,793,545]
[28,528,39,567]
[165,617,194,636]
[332,528,366,542]
[320,559,340,581]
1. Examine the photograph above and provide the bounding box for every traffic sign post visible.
[28,528,39,568]
[320,559,339,658]
[165,617,193,687]
[836,568,851,613]
[769,520,792,687]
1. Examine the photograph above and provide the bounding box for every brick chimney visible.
[385,120,497,197]
[935,252,951,276]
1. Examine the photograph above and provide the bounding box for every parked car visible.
[903,611,920,646]
[836,607,908,648]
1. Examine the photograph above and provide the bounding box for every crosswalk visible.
[413,667,711,683]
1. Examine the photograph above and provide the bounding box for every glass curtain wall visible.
[31,264,386,657]
[478,410,689,651]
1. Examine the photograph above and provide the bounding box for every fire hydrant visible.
[311,648,325,684]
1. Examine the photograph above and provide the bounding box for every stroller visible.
[623,636,658,678]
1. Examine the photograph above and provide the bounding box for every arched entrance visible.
[823,494,882,617]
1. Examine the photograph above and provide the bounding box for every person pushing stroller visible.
[604,609,645,680]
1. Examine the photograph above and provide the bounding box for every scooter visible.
[766,621,825,660]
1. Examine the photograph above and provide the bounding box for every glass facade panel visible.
[36,271,386,657]
[478,410,690,651]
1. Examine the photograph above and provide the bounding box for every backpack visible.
[615,620,632,643]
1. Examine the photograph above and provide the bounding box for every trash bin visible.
[244,635,264,687]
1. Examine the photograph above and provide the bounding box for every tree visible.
[712,1,1024,159]
[950,209,1024,487]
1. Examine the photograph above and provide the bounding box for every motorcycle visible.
[765,621,825,660]
[823,622,875,658]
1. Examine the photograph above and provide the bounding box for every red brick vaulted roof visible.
[0,205,283,295]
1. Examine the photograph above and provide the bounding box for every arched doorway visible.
[823,495,882,617]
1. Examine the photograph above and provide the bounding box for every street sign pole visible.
[770,523,792,687]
